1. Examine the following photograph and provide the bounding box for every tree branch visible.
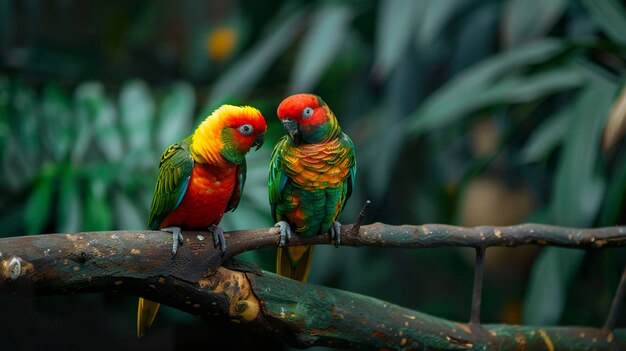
[1,223,625,350]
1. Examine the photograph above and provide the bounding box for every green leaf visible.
[599,148,626,225]
[119,79,155,152]
[407,62,585,137]
[13,81,40,172]
[83,179,112,231]
[82,82,125,162]
[207,6,306,108]
[482,66,585,103]
[373,0,424,78]
[57,165,82,233]
[288,4,353,93]
[523,80,618,325]
[522,248,586,325]
[0,76,9,165]
[405,39,569,136]
[24,163,56,235]
[502,0,570,47]
[520,106,569,164]
[416,0,469,48]
[552,80,616,227]
[113,191,145,230]
[41,83,72,162]
[581,0,626,45]
[74,82,125,162]
[156,81,195,153]
[73,82,99,162]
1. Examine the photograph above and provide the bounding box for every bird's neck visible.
[190,119,231,168]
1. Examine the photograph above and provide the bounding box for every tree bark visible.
[1,223,625,350]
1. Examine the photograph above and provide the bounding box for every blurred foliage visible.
[1,0,626,349]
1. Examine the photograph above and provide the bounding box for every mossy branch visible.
[0,223,625,350]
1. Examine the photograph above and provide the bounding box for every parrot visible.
[137,104,266,338]
[268,94,356,282]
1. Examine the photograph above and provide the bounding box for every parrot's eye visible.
[238,124,254,135]
[301,107,314,118]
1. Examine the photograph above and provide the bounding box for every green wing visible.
[226,158,246,212]
[148,137,194,230]
[268,136,289,223]
[340,132,357,212]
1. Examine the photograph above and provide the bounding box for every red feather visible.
[159,163,236,229]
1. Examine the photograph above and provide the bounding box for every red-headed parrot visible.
[138,105,266,337]
[269,94,356,282]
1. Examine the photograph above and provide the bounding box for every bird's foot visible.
[209,224,226,255]
[161,226,184,257]
[274,221,293,247]
[329,221,341,248]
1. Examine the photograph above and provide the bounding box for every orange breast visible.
[159,163,236,229]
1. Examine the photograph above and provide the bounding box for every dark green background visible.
[1,0,625,349]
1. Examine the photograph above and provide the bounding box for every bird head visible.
[276,94,340,146]
[192,105,266,165]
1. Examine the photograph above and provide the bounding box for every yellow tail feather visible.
[137,297,160,338]
[276,245,313,283]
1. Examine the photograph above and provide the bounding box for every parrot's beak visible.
[253,133,265,151]
[282,118,301,146]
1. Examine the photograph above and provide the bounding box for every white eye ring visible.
[302,107,314,118]
[238,124,253,135]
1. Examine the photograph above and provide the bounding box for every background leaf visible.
[288,4,352,93]
[523,79,618,325]
[119,79,155,157]
[23,163,56,235]
[373,0,424,78]
[90,83,125,162]
[520,106,569,163]
[207,6,306,109]
[602,84,626,151]
[502,0,570,47]
[83,179,112,231]
[405,39,569,136]
[156,81,195,152]
[581,0,626,45]
[57,165,82,233]
[113,191,145,230]
[416,0,469,48]
[522,248,586,325]
[41,83,72,162]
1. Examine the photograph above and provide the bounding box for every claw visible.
[161,226,184,257]
[274,221,293,247]
[329,221,341,247]
[209,224,226,255]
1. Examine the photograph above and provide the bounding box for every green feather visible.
[268,132,356,238]
[148,136,194,230]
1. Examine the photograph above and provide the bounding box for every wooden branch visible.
[1,223,625,350]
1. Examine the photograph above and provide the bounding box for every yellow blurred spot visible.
[501,300,522,324]
[206,27,237,61]
[470,117,500,156]
[460,176,534,227]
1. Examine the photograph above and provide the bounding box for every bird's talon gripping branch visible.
[209,224,227,255]
[330,221,341,247]
[275,221,293,247]
[161,226,184,256]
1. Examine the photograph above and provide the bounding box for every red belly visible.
[159,163,236,229]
